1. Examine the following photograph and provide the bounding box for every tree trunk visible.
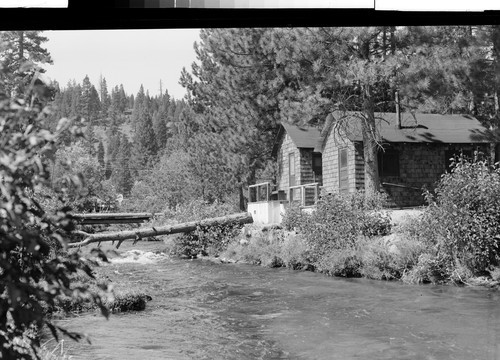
[390,26,396,55]
[239,184,246,211]
[68,212,253,248]
[17,31,24,61]
[492,26,500,164]
[382,26,387,60]
[362,85,380,196]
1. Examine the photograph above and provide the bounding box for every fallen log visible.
[68,212,253,248]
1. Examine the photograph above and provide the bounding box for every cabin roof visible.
[327,112,490,144]
[272,122,323,156]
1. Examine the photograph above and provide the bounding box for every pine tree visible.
[128,94,134,110]
[97,140,105,169]
[99,76,110,117]
[104,159,112,180]
[69,83,82,117]
[152,110,168,151]
[0,31,53,97]
[119,84,128,113]
[80,75,101,124]
[83,123,98,155]
[131,108,157,178]
[113,135,133,195]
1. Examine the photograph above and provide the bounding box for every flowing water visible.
[57,243,500,360]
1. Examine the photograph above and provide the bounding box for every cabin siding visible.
[277,133,301,191]
[354,142,365,190]
[321,134,490,207]
[322,131,357,194]
[380,143,490,207]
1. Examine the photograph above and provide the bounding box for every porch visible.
[247,182,321,224]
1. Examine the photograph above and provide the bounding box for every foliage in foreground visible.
[0,83,109,359]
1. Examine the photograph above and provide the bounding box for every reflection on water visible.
[59,246,500,360]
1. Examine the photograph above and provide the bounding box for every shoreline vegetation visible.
[156,158,500,290]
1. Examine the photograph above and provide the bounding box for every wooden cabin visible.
[248,112,494,223]
[321,111,493,207]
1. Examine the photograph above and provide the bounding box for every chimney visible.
[395,91,402,129]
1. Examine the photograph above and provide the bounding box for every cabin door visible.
[289,153,296,187]
[339,148,349,193]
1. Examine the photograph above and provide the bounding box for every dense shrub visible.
[315,246,363,277]
[173,222,243,258]
[154,199,242,258]
[290,191,389,265]
[281,203,304,231]
[220,226,311,269]
[424,158,500,275]
[358,235,429,281]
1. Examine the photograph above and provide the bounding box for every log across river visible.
[69,212,253,248]
[55,241,500,360]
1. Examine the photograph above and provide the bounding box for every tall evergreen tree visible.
[131,107,157,178]
[119,84,128,113]
[97,140,105,169]
[69,82,82,118]
[152,110,168,151]
[80,75,101,124]
[180,28,285,208]
[128,94,134,110]
[83,123,98,155]
[99,76,110,117]
[113,135,133,195]
[0,31,53,97]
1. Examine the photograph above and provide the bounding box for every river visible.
[56,242,500,360]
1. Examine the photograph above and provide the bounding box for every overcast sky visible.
[44,29,201,100]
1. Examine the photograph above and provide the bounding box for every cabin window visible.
[339,148,349,192]
[289,152,296,187]
[378,149,400,177]
[312,152,322,185]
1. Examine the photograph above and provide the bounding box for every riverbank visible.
[211,212,500,290]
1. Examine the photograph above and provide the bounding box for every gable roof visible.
[272,122,323,156]
[327,112,490,144]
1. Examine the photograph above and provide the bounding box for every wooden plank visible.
[69,212,158,225]
[70,213,157,219]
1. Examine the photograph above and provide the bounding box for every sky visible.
[43,29,201,100]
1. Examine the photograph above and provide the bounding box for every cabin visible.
[248,122,323,223]
[321,111,493,207]
[248,111,494,223]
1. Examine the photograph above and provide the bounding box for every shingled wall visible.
[276,134,317,201]
[322,132,358,194]
[277,133,300,190]
[379,143,490,207]
[322,135,490,207]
